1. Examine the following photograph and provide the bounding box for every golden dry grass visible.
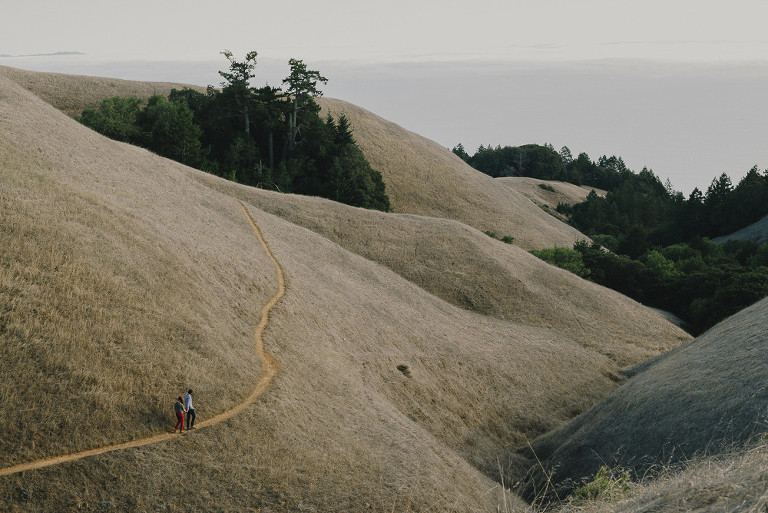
[318,98,594,251]
[0,66,698,512]
[497,177,606,223]
[191,177,689,367]
[0,65,204,117]
[0,75,273,468]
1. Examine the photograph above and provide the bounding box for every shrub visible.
[538,183,556,192]
[748,243,768,268]
[570,465,632,503]
[530,247,590,278]
[485,231,515,244]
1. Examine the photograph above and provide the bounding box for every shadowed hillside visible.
[524,296,768,501]
[1,67,693,511]
[713,213,768,245]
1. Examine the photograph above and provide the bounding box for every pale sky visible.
[2,0,768,194]
[4,0,768,63]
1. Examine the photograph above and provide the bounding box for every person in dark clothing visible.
[173,396,186,433]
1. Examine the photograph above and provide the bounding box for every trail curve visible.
[0,201,283,477]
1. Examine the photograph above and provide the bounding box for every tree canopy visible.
[79,51,390,212]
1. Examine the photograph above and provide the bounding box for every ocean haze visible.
[322,59,768,196]
[3,54,766,195]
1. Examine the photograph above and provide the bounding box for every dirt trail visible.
[0,202,283,477]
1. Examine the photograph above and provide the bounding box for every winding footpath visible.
[0,202,283,477]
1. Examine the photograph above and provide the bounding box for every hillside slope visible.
[0,65,203,116]
[712,213,768,245]
[319,97,590,250]
[0,65,587,251]
[498,177,605,211]
[192,177,689,367]
[525,296,768,500]
[1,68,690,511]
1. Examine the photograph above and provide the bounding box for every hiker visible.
[173,396,186,433]
[184,389,196,429]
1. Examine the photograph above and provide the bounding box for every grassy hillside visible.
[497,177,606,220]
[191,177,688,367]
[1,65,589,251]
[525,296,768,501]
[0,66,693,511]
[0,65,203,117]
[318,98,592,250]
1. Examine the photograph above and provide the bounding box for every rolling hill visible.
[0,66,697,512]
[524,296,768,504]
[318,97,590,250]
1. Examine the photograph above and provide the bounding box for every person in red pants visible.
[173,396,186,433]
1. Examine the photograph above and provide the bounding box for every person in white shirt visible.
[184,389,196,429]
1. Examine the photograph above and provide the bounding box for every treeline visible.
[452,142,631,190]
[454,142,768,253]
[571,168,768,256]
[79,51,390,211]
[532,239,768,335]
[454,142,768,334]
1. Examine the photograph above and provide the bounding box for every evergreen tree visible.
[139,95,204,166]
[79,96,143,143]
[219,50,258,135]
[282,58,327,151]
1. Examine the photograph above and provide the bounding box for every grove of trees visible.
[79,51,390,211]
[454,143,768,252]
[455,142,768,334]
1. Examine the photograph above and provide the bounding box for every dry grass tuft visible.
[550,439,768,512]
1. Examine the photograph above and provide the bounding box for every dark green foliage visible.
[457,138,768,334]
[484,231,515,244]
[532,238,768,335]
[556,202,574,215]
[457,140,768,250]
[530,246,590,278]
[139,95,205,167]
[451,143,470,162]
[466,143,566,179]
[79,97,143,143]
[458,142,631,189]
[80,52,390,212]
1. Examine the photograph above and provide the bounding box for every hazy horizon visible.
[4,53,766,196]
[3,0,767,195]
